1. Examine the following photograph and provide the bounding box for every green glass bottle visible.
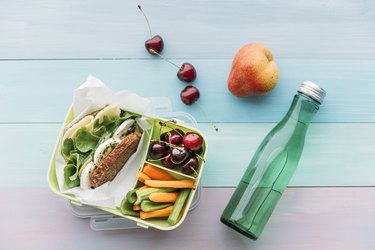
[220,81,326,240]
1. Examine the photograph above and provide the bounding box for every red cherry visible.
[178,63,196,82]
[145,35,164,54]
[180,155,199,175]
[180,85,200,105]
[161,150,177,169]
[138,5,163,54]
[149,142,166,159]
[170,147,189,164]
[183,132,202,151]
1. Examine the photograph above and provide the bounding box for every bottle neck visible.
[285,93,320,125]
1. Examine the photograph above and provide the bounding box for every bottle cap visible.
[298,81,326,104]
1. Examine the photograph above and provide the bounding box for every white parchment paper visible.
[55,75,153,208]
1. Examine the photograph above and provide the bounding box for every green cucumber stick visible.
[168,189,190,226]
[119,197,139,217]
[140,200,173,212]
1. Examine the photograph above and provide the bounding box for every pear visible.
[228,43,279,97]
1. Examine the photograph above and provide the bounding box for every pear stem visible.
[150,49,181,69]
[138,5,153,38]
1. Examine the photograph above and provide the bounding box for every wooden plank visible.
[0,0,374,59]
[0,59,374,123]
[1,187,374,249]
[1,123,374,187]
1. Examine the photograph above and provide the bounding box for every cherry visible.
[177,63,196,82]
[138,5,164,54]
[161,150,177,169]
[193,147,203,155]
[170,147,189,164]
[165,129,184,145]
[181,156,199,175]
[183,132,203,151]
[180,85,200,105]
[145,35,164,55]
[149,142,166,159]
[147,49,197,83]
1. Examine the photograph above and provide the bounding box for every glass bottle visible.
[220,81,326,240]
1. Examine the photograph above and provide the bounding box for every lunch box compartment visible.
[145,118,207,180]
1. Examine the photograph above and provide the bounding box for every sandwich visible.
[61,104,142,189]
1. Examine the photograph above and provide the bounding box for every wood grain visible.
[0,0,374,60]
[0,59,374,123]
[2,123,374,188]
[1,187,374,250]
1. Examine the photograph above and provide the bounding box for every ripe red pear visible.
[228,43,279,97]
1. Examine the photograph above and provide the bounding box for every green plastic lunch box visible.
[47,98,207,230]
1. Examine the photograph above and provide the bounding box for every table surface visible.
[1,1,374,249]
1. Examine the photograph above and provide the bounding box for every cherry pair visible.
[138,5,200,105]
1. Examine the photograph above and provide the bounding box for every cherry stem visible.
[150,139,184,150]
[138,5,153,38]
[193,152,206,162]
[147,154,171,162]
[158,120,177,139]
[150,49,181,69]
[190,167,199,177]
[159,120,185,138]
[195,102,219,132]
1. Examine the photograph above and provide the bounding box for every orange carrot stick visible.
[139,185,149,190]
[149,192,179,203]
[140,205,174,220]
[144,180,194,189]
[143,164,174,180]
[137,172,151,183]
[133,204,141,211]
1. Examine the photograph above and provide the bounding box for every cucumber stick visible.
[141,200,173,212]
[168,189,190,226]
[126,189,138,204]
[120,197,140,217]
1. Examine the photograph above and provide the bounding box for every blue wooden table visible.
[1,1,374,249]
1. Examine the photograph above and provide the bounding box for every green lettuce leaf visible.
[93,112,141,137]
[62,138,75,158]
[68,152,85,168]
[93,115,117,136]
[120,111,141,123]
[78,153,94,177]
[64,151,93,188]
[64,163,80,188]
[74,127,100,153]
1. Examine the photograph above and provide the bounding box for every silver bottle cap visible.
[298,81,326,104]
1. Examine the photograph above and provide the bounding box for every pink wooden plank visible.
[1,187,374,249]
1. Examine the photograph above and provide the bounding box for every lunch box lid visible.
[48,97,204,231]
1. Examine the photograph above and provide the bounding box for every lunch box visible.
[47,97,207,231]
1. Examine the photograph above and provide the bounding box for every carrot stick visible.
[139,185,149,190]
[140,205,174,220]
[134,187,176,205]
[149,192,179,203]
[137,172,151,183]
[133,204,141,211]
[143,164,174,180]
[145,180,194,189]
